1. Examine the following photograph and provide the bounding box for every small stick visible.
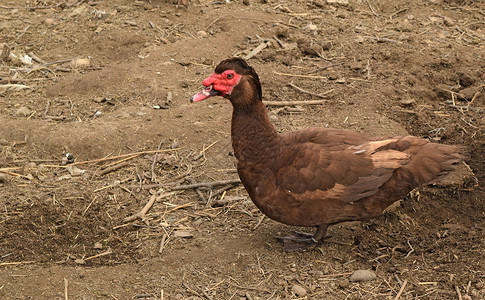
[320,272,353,278]
[469,90,481,105]
[151,139,164,182]
[70,149,179,166]
[98,161,130,176]
[102,154,140,168]
[288,83,332,98]
[82,196,98,216]
[0,260,35,266]
[393,279,407,300]
[206,15,225,30]
[124,191,179,222]
[159,233,168,254]
[188,178,206,202]
[253,215,265,230]
[244,42,270,60]
[303,62,343,74]
[365,0,379,17]
[274,71,327,79]
[64,278,69,300]
[0,170,31,179]
[84,249,112,261]
[455,285,463,300]
[42,100,50,117]
[264,99,328,106]
[171,179,241,190]
[0,4,61,9]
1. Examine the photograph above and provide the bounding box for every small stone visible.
[406,14,415,20]
[174,230,193,238]
[338,278,350,289]
[74,259,86,265]
[94,242,103,249]
[459,74,475,87]
[44,18,55,25]
[72,58,90,68]
[196,30,208,38]
[442,16,455,26]
[399,99,417,107]
[350,270,376,282]
[291,284,307,297]
[349,61,364,70]
[0,139,8,146]
[15,106,31,116]
[354,36,365,43]
[0,173,7,183]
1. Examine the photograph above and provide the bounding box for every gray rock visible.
[350,270,376,282]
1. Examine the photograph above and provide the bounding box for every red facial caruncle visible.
[190,70,241,102]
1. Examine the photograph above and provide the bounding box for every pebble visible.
[354,36,365,43]
[94,242,103,249]
[0,173,7,183]
[15,106,31,116]
[349,270,376,282]
[399,99,416,107]
[0,138,8,146]
[291,284,307,297]
[44,18,55,25]
[196,30,208,38]
[72,58,91,68]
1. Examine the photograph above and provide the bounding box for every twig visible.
[303,62,343,74]
[274,71,327,79]
[405,240,414,258]
[320,272,353,278]
[0,4,62,9]
[264,99,328,106]
[0,260,35,266]
[288,83,332,99]
[365,0,379,17]
[455,285,463,300]
[171,179,241,190]
[394,279,407,300]
[188,178,206,202]
[123,191,179,222]
[0,170,31,180]
[159,233,168,254]
[64,278,69,300]
[193,141,218,160]
[198,286,214,300]
[151,139,164,182]
[43,100,50,117]
[253,215,265,230]
[206,15,225,30]
[27,59,73,74]
[244,42,271,60]
[82,196,98,216]
[98,161,130,176]
[70,149,179,166]
[84,248,112,261]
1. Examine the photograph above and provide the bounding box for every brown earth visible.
[0,0,484,299]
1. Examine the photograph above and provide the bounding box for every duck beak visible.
[190,85,221,102]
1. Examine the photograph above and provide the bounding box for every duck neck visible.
[231,100,280,163]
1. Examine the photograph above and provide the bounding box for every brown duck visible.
[191,58,463,251]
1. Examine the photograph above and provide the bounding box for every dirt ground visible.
[0,0,484,299]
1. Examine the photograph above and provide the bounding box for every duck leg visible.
[275,224,328,252]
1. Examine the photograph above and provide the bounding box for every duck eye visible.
[227,73,234,79]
